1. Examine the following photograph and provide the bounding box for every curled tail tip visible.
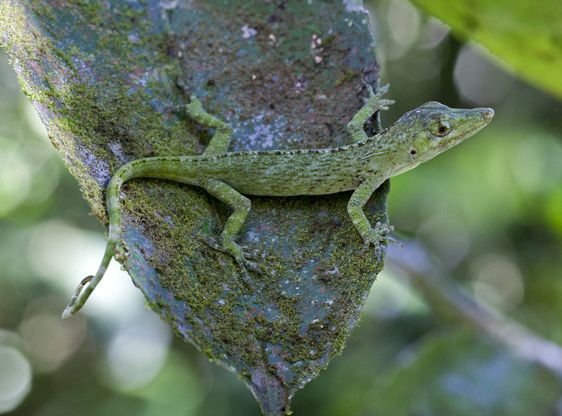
[61,295,79,319]
[61,297,79,319]
[61,306,73,319]
[61,275,94,320]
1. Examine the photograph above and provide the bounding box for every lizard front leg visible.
[183,95,234,156]
[347,175,393,256]
[200,178,260,277]
[346,84,394,143]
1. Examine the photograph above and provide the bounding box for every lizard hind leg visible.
[200,178,261,279]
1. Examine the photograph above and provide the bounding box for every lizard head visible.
[389,102,493,175]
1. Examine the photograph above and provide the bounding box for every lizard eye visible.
[410,149,417,155]
[430,120,451,137]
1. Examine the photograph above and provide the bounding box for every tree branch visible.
[387,241,562,378]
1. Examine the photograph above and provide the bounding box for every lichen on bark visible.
[1,1,388,414]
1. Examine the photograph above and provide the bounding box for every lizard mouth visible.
[457,124,485,141]
[448,108,494,145]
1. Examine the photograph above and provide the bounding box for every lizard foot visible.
[364,84,395,110]
[366,83,389,98]
[359,222,395,256]
[201,235,263,279]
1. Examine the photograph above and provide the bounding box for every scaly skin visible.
[62,86,494,318]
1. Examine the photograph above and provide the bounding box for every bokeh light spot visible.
[454,44,513,105]
[104,311,172,391]
[471,254,525,311]
[0,346,32,414]
[0,137,32,216]
[19,312,86,373]
[386,0,420,59]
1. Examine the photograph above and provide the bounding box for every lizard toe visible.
[377,83,390,96]
[243,259,262,274]
[236,257,263,284]
[374,243,383,259]
[360,239,374,255]
[200,235,228,253]
[239,245,261,260]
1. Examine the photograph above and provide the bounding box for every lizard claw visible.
[363,84,395,111]
[365,84,376,99]
[359,222,395,255]
[200,235,223,252]
[242,250,258,261]
[200,235,263,278]
[234,244,263,276]
[176,78,189,93]
[378,83,390,96]
[364,83,389,99]
[374,221,395,239]
[240,244,261,261]
[235,260,263,286]
[237,257,262,275]
[232,253,263,286]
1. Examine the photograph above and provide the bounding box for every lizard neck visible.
[334,128,406,180]
[344,129,396,160]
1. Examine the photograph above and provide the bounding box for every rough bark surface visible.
[1,1,388,414]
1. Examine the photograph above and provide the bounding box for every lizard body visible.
[110,140,381,196]
[62,87,493,318]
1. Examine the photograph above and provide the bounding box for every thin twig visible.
[386,240,562,378]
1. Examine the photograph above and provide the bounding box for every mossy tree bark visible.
[1,1,388,414]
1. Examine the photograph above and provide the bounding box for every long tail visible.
[62,157,190,318]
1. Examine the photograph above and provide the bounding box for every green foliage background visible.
[410,0,562,98]
[0,0,561,415]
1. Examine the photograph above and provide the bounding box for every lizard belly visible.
[196,149,368,196]
[222,171,361,196]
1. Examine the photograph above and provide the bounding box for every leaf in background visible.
[409,0,562,98]
[0,1,388,414]
[371,329,562,416]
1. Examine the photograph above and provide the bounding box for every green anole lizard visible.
[62,86,493,318]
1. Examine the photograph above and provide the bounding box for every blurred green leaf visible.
[544,188,562,236]
[409,0,562,98]
[129,352,202,416]
[371,329,561,416]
